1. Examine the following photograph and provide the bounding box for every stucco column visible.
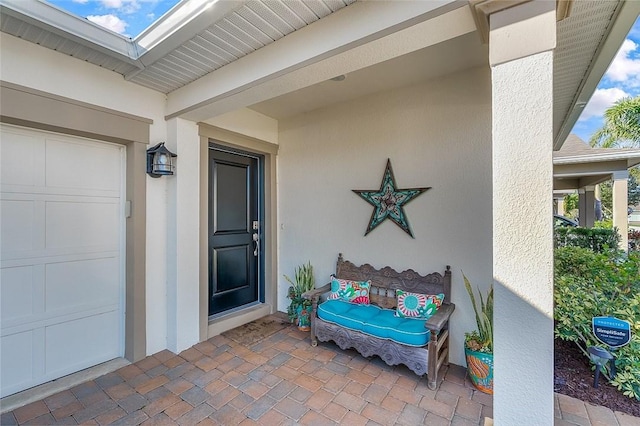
[556,197,565,216]
[612,170,629,250]
[489,1,555,424]
[578,186,596,228]
[166,117,201,353]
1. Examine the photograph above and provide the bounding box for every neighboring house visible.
[553,134,640,248]
[1,0,639,424]
[630,205,640,230]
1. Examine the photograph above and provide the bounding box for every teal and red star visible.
[353,159,430,238]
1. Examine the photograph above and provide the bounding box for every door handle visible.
[252,232,259,256]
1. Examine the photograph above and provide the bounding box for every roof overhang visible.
[553,0,640,149]
[1,0,639,141]
[553,148,640,191]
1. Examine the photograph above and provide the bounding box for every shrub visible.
[554,247,640,400]
[554,226,620,252]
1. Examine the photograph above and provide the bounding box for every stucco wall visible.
[276,66,492,366]
[0,33,169,356]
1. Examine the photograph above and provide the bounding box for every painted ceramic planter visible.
[296,305,311,331]
[465,346,494,394]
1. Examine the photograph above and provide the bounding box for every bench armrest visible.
[425,303,455,332]
[302,283,331,303]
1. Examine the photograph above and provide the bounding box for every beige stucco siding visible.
[276,66,492,366]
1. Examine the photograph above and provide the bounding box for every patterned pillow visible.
[328,275,371,304]
[395,290,444,319]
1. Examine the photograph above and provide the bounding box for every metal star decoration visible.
[353,159,430,238]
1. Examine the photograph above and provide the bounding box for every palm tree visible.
[589,96,640,148]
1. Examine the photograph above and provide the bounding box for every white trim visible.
[554,151,640,165]
[131,0,248,71]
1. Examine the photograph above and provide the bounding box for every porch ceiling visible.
[1,0,638,144]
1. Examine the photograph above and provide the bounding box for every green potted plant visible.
[285,261,315,331]
[463,273,494,395]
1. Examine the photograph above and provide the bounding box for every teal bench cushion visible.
[317,299,431,347]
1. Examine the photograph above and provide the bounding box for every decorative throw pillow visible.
[395,290,444,319]
[328,275,371,304]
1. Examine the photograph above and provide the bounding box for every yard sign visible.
[592,316,631,348]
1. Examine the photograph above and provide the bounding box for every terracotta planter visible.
[465,346,493,394]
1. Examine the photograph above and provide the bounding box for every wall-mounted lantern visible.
[146,142,177,178]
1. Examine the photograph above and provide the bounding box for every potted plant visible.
[463,273,494,395]
[285,261,316,331]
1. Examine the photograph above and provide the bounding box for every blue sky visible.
[47,0,179,38]
[572,16,640,144]
[46,1,639,144]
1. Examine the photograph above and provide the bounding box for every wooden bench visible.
[303,253,454,390]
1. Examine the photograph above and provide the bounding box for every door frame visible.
[198,124,279,340]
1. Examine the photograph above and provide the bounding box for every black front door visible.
[208,145,261,316]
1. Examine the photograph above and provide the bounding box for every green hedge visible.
[554,247,640,400]
[554,226,620,252]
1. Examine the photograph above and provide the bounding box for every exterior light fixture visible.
[588,346,613,388]
[146,142,177,178]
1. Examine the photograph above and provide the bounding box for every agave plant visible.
[284,262,315,323]
[463,273,493,353]
[284,261,315,295]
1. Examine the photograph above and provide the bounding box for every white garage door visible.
[1,125,125,397]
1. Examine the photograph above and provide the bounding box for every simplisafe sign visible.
[592,316,631,348]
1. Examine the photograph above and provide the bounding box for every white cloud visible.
[605,39,640,86]
[99,0,141,14]
[100,0,124,8]
[87,14,128,34]
[72,0,89,4]
[579,87,629,121]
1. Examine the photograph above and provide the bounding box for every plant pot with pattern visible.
[285,262,315,331]
[463,273,494,395]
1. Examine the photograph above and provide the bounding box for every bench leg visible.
[427,333,438,390]
[309,315,318,347]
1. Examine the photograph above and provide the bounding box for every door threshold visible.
[0,358,130,414]
[207,303,272,338]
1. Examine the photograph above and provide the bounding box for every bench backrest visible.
[334,253,452,309]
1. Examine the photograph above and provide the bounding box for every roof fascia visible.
[553,0,640,150]
[554,150,640,165]
[0,0,139,65]
[132,0,248,68]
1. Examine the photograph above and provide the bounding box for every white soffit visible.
[128,0,357,92]
[0,0,140,74]
[0,0,357,93]
[554,0,640,149]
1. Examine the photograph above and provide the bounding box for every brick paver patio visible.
[1,314,638,425]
